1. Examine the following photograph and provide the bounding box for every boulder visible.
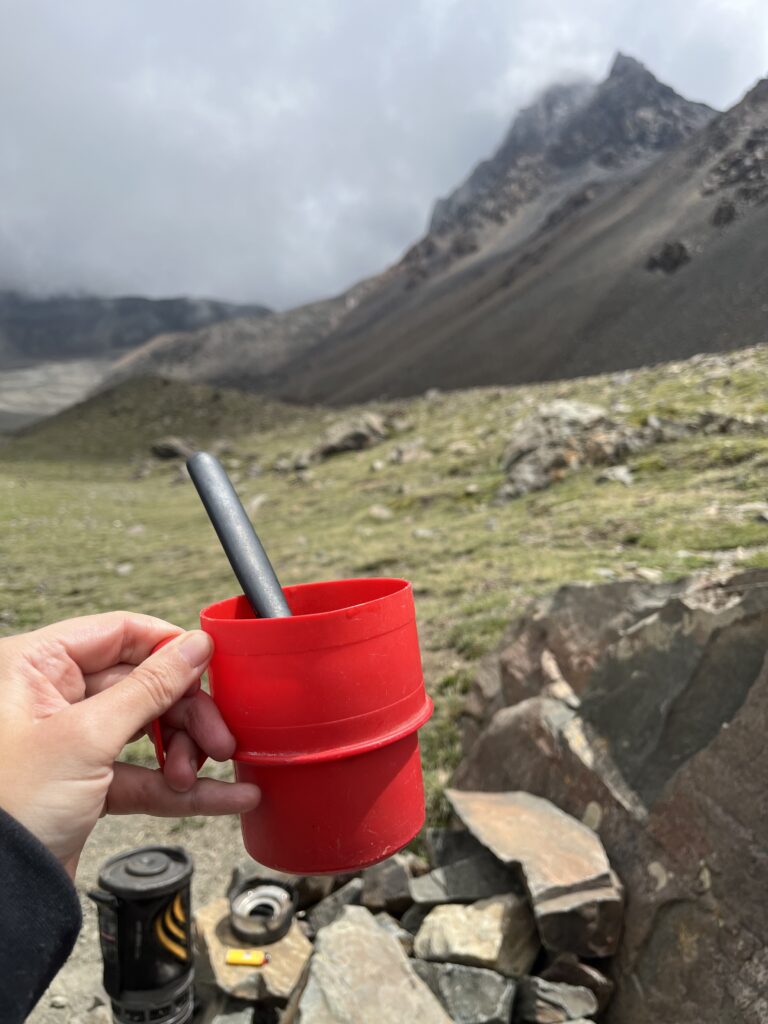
[312,412,389,460]
[413,894,539,977]
[195,897,311,1005]
[540,955,613,1014]
[293,906,451,1023]
[150,436,196,459]
[712,198,737,226]
[361,854,412,915]
[375,911,415,955]
[412,961,516,1024]
[596,465,633,486]
[307,878,363,934]
[646,240,691,273]
[410,851,516,908]
[516,977,598,1022]
[400,903,433,935]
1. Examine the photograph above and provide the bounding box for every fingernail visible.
[178,631,213,668]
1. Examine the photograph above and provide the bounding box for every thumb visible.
[76,631,213,756]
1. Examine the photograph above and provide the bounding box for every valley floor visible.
[0,356,110,431]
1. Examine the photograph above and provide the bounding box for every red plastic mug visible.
[153,578,433,874]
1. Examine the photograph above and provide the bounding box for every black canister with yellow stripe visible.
[89,846,194,1024]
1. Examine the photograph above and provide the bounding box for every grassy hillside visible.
[3,347,768,824]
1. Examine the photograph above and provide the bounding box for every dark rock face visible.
[412,961,517,1024]
[540,955,614,1014]
[306,878,363,935]
[0,290,269,366]
[409,851,517,908]
[361,855,412,915]
[702,123,768,205]
[452,569,768,1023]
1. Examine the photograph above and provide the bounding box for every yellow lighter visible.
[225,948,271,967]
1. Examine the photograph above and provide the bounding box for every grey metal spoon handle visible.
[187,451,291,618]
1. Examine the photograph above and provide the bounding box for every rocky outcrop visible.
[452,569,768,1023]
[499,402,768,500]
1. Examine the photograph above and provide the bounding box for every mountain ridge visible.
[107,55,768,405]
[0,291,271,369]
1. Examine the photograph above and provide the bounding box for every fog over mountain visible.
[113,55,768,401]
[1,0,766,308]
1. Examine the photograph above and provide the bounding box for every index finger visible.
[22,611,184,675]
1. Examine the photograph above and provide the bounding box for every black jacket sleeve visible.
[0,806,82,1023]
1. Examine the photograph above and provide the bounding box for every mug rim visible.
[201,576,411,625]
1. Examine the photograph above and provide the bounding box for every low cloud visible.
[0,0,765,307]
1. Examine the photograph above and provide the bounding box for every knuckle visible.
[188,782,206,816]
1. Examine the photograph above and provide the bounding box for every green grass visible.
[3,344,768,827]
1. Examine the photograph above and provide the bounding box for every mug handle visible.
[149,637,208,771]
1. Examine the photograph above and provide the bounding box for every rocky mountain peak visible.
[607,52,648,79]
[495,80,596,164]
[418,55,716,281]
[548,54,716,168]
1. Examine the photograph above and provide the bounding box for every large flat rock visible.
[195,896,311,1005]
[293,906,451,1023]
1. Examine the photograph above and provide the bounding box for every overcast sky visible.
[0,1,766,309]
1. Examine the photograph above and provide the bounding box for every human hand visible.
[0,612,260,879]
